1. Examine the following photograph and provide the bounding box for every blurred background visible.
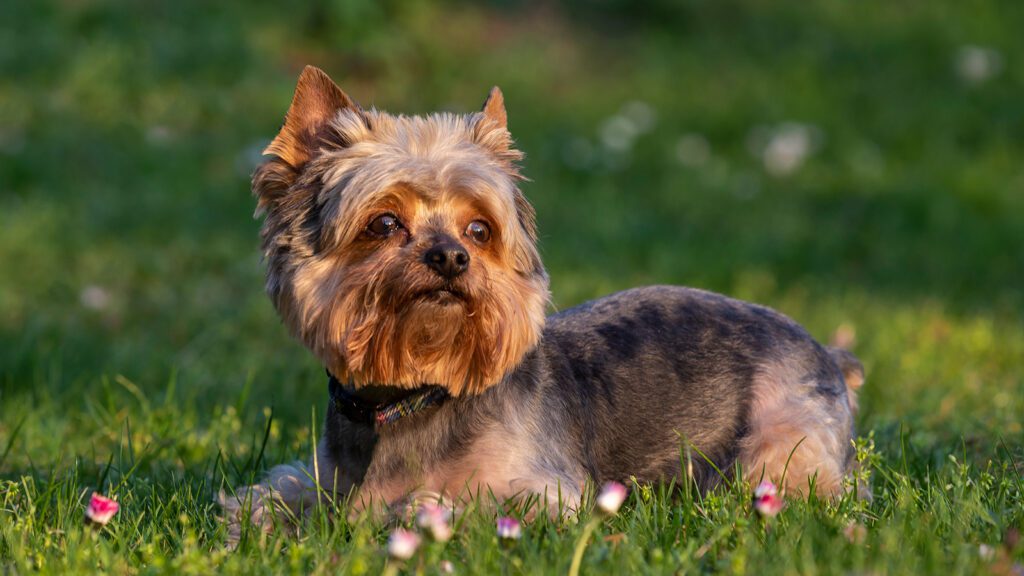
[1,0,1022,470]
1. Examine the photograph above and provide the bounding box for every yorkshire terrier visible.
[222,66,865,535]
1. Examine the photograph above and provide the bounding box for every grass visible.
[1,0,1022,573]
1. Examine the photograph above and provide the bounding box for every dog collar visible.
[327,372,448,428]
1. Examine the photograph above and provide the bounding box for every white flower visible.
[416,502,453,542]
[753,480,777,499]
[80,285,111,311]
[621,101,657,133]
[763,124,812,176]
[595,481,628,516]
[979,544,995,561]
[387,529,421,560]
[748,123,822,177]
[752,481,784,517]
[955,45,1003,85]
[600,115,640,152]
[496,516,521,540]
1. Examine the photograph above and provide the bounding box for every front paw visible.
[218,484,287,547]
[218,462,319,546]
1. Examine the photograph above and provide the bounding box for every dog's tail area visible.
[827,346,865,414]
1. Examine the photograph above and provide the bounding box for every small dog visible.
[222,66,864,534]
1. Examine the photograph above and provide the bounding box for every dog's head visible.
[252,66,549,396]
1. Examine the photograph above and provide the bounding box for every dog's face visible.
[252,67,549,396]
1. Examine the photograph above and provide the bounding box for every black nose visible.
[423,239,470,279]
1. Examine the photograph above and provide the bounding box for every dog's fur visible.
[221,66,865,535]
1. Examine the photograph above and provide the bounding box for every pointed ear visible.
[264,66,359,168]
[481,86,507,130]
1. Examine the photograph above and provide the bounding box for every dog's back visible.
[532,285,859,495]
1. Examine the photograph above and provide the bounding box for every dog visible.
[221,66,865,536]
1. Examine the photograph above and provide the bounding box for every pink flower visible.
[752,481,784,517]
[416,502,453,542]
[85,493,119,526]
[496,516,521,540]
[843,522,867,544]
[439,560,455,574]
[595,481,628,516]
[387,529,421,560]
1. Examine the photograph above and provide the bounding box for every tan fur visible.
[431,423,583,514]
[739,359,852,497]
[346,413,582,516]
[263,66,360,170]
[336,432,576,520]
[828,346,865,414]
[253,71,548,396]
[481,86,508,130]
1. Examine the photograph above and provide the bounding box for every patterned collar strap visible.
[327,371,448,428]
[372,387,448,426]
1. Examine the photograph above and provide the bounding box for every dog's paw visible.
[217,484,278,548]
[385,490,458,525]
[217,462,319,547]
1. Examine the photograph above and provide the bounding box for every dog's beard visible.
[344,294,469,385]
[299,258,546,396]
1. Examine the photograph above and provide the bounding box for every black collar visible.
[327,372,448,428]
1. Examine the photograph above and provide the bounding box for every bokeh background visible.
[2,0,1023,472]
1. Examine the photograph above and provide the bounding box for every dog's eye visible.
[367,213,402,237]
[465,220,491,244]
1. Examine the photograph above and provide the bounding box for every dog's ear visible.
[264,66,359,168]
[473,84,523,175]
[480,86,507,130]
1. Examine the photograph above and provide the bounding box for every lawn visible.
[1,0,1023,573]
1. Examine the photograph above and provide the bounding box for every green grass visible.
[1,0,1023,573]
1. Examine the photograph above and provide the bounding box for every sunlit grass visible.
[1,384,1021,574]
[2,0,1023,572]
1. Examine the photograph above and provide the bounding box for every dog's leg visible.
[219,438,347,545]
[506,477,583,520]
[739,359,854,497]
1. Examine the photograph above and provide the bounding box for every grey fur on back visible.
[324,285,854,498]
